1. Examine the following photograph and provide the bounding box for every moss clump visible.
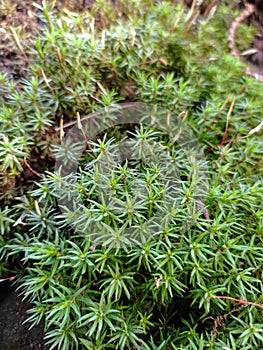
[0,1,263,349]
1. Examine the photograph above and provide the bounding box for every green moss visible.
[0,1,263,349]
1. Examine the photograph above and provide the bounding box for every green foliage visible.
[0,0,263,349]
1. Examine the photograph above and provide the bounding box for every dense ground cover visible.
[0,1,263,349]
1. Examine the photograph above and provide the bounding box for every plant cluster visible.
[0,0,263,349]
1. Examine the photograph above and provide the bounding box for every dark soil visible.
[0,0,42,79]
[0,281,48,350]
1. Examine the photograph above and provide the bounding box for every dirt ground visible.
[0,281,48,350]
[1,1,263,349]
[0,0,41,78]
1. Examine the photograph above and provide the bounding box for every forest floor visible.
[0,0,263,349]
